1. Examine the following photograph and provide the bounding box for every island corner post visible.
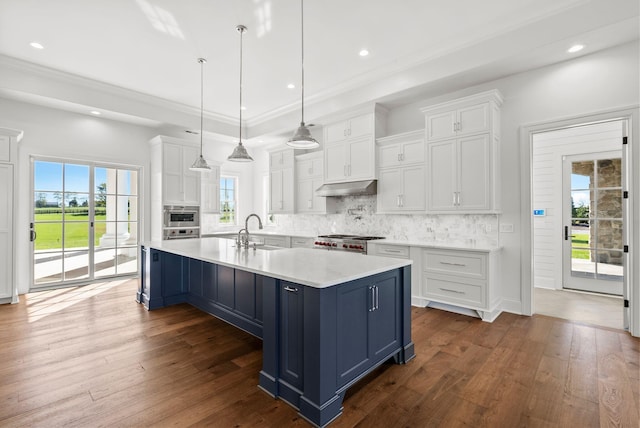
[137,243,415,427]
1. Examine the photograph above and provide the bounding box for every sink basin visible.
[251,244,282,251]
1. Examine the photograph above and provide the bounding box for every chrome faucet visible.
[245,213,263,231]
[236,228,249,248]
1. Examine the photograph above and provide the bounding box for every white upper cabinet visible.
[376,130,426,213]
[420,90,502,213]
[160,141,201,206]
[269,148,295,214]
[201,164,221,214]
[295,152,335,214]
[323,106,387,184]
[325,113,373,144]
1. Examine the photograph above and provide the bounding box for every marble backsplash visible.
[267,195,500,247]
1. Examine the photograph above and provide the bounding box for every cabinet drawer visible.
[423,275,484,307]
[369,244,410,259]
[291,237,314,248]
[423,249,486,279]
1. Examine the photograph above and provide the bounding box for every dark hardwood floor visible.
[1,279,638,427]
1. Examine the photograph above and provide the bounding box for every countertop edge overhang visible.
[142,237,412,288]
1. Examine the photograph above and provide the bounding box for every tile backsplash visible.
[266,195,500,247]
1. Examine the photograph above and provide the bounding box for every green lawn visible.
[571,232,590,260]
[34,211,122,250]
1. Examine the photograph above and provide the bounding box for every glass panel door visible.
[32,160,139,288]
[563,152,623,295]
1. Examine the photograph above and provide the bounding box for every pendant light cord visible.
[239,26,244,144]
[300,0,305,125]
[200,59,204,154]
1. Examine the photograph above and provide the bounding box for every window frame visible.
[219,174,238,226]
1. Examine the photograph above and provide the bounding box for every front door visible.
[562,152,623,295]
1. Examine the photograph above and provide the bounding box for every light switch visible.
[499,223,514,233]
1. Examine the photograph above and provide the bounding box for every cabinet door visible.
[310,177,325,212]
[279,282,304,389]
[181,145,200,205]
[217,265,235,309]
[427,140,457,211]
[458,103,489,136]
[188,258,203,297]
[282,165,295,213]
[324,144,347,182]
[348,114,373,139]
[401,165,426,211]
[201,165,220,213]
[0,164,12,298]
[402,139,425,164]
[378,168,402,212]
[325,121,348,144]
[235,270,256,320]
[270,169,283,212]
[271,150,294,169]
[336,280,371,388]
[369,276,401,359]
[458,135,490,210]
[427,110,457,141]
[296,179,314,212]
[348,136,374,180]
[297,159,314,180]
[163,143,183,203]
[161,251,185,298]
[378,143,402,168]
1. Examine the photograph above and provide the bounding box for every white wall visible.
[0,98,158,294]
[532,121,622,290]
[384,41,639,313]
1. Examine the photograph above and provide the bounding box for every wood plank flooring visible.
[1,279,638,427]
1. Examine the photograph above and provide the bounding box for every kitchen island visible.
[137,237,414,427]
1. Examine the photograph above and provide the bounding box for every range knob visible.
[332,243,337,247]
[342,244,348,248]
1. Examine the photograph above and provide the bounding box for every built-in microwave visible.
[163,205,200,228]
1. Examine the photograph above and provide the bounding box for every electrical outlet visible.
[486,224,492,233]
[499,223,514,233]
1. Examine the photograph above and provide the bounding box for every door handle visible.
[564,226,568,241]
[30,230,37,242]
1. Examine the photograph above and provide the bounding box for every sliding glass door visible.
[31,159,139,288]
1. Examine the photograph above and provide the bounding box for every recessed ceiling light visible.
[359,49,369,57]
[287,83,295,89]
[30,42,44,49]
[90,110,101,115]
[567,44,584,53]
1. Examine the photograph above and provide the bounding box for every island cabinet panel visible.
[217,265,235,310]
[336,272,401,388]
[202,262,217,301]
[279,282,304,392]
[187,258,203,297]
[235,270,257,321]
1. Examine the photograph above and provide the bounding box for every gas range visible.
[314,234,385,254]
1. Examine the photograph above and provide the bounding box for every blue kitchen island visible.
[137,238,414,427]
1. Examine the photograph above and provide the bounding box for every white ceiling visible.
[0,0,638,145]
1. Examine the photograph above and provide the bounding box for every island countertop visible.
[143,237,412,288]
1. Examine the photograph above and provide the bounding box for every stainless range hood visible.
[315,180,377,197]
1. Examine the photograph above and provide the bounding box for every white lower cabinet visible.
[290,237,314,248]
[422,248,501,322]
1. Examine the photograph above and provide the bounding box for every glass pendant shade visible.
[228,25,254,162]
[288,122,319,149]
[190,57,211,171]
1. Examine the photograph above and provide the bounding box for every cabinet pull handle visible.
[397,195,401,207]
[439,287,465,294]
[284,286,298,293]
[440,261,466,267]
[308,167,313,175]
[400,194,404,207]
[385,249,402,253]
[375,286,379,310]
[457,192,461,206]
[452,192,457,205]
[369,286,375,312]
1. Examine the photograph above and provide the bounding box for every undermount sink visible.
[250,243,282,251]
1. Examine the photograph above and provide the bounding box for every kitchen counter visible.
[144,237,411,288]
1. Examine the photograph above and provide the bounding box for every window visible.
[220,176,237,225]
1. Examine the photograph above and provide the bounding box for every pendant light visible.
[287,0,319,149]
[227,25,253,162]
[189,58,212,171]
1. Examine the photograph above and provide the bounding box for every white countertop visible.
[144,237,412,288]
[369,238,501,253]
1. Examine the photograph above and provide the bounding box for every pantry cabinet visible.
[323,105,387,184]
[160,142,201,205]
[0,127,21,304]
[420,90,502,213]
[269,148,295,214]
[376,130,426,213]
